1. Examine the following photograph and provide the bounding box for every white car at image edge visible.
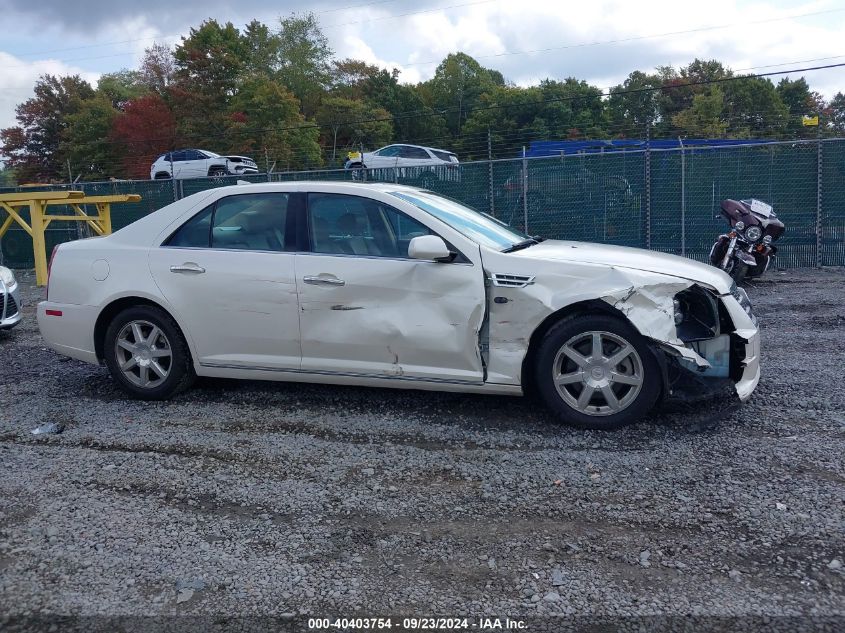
[37,182,760,430]
[0,266,22,330]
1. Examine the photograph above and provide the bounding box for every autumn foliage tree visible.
[111,94,177,179]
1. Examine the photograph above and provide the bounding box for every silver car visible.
[0,266,22,330]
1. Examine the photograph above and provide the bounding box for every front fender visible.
[485,264,705,385]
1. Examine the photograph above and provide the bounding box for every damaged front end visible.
[653,283,759,404]
[596,270,760,405]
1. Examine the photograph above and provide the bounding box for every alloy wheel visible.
[552,330,644,416]
[114,320,173,389]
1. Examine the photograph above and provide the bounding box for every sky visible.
[1,0,844,130]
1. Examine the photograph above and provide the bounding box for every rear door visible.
[148,192,302,370]
[296,191,487,383]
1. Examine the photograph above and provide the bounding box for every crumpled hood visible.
[511,239,734,294]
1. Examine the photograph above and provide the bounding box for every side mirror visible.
[408,235,451,261]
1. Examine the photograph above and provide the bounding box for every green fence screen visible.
[2,138,844,269]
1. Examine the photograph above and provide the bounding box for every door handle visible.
[303,275,345,286]
[170,263,206,274]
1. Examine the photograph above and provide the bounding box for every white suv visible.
[150,149,259,180]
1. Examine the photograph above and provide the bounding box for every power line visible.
[401,7,845,67]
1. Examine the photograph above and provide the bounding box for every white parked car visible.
[37,183,760,429]
[150,149,258,180]
[344,144,459,184]
[0,266,22,330]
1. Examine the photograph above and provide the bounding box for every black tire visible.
[349,163,366,181]
[104,305,195,400]
[729,261,748,283]
[534,314,662,430]
[154,172,171,180]
[208,167,227,178]
[418,171,437,189]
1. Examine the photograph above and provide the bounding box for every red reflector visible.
[46,309,63,317]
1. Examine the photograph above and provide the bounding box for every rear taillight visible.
[46,245,59,300]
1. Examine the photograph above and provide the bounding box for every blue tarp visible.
[525,138,778,157]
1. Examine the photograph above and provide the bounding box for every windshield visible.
[389,191,527,251]
[202,150,220,158]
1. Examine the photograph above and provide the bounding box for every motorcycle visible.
[709,198,785,282]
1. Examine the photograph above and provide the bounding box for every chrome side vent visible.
[490,273,535,288]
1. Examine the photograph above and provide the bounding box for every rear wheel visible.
[534,315,661,430]
[104,305,195,400]
[418,171,437,189]
[349,163,367,181]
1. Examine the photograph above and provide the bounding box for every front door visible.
[148,192,302,370]
[296,192,486,383]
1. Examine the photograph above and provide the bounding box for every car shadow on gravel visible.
[32,356,747,446]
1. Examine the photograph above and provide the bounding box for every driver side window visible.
[307,193,432,258]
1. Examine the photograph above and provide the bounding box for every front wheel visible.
[534,315,662,430]
[104,305,195,400]
[726,259,748,283]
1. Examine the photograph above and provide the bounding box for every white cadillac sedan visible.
[38,182,760,429]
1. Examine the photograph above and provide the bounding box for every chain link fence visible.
[2,138,843,269]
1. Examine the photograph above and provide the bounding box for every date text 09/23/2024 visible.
[307,617,527,630]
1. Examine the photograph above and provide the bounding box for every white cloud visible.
[0,52,101,130]
[2,0,844,135]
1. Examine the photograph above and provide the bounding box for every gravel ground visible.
[0,267,843,630]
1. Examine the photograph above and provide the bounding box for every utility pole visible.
[522,146,528,234]
[678,136,686,257]
[169,152,178,201]
[644,123,651,250]
[265,147,271,182]
[816,115,823,268]
[487,129,494,217]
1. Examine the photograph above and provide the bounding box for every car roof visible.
[206,181,426,194]
[383,143,456,154]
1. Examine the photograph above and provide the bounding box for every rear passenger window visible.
[165,204,213,247]
[164,194,291,252]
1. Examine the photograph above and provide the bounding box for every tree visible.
[0,167,15,187]
[111,94,178,179]
[607,71,663,136]
[60,95,120,180]
[0,74,95,182]
[460,79,606,158]
[361,68,448,145]
[424,52,503,136]
[828,92,845,134]
[316,97,393,164]
[172,20,248,146]
[98,70,147,110]
[243,19,280,76]
[139,43,177,93]
[276,13,333,117]
[671,86,728,137]
[722,76,788,138]
[777,77,825,137]
[227,77,321,170]
[332,58,382,101]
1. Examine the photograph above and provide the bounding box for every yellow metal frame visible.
[0,191,141,286]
